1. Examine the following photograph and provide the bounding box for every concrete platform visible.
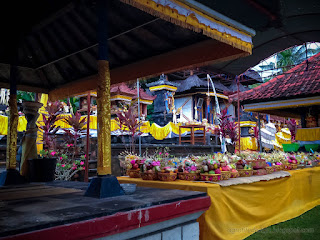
[0,181,210,239]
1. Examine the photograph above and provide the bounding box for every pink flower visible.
[165,153,169,156]
[60,157,62,160]
[84,154,86,157]
[191,166,197,171]
[130,160,136,165]
[83,167,85,170]
[152,161,160,166]
[72,167,76,170]
[159,152,162,155]
[61,164,65,167]
[80,161,84,165]
[51,151,56,156]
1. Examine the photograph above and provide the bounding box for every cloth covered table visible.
[118,167,320,240]
[240,136,258,151]
[296,127,320,141]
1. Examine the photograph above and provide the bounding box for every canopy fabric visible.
[120,0,253,54]
[118,166,320,240]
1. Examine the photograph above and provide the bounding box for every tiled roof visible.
[173,75,229,93]
[132,88,156,101]
[110,83,136,96]
[111,83,156,101]
[230,52,320,103]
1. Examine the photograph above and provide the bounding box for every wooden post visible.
[96,0,111,175]
[137,79,142,157]
[237,76,241,153]
[85,92,90,182]
[6,65,19,170]
[258,112,262,152]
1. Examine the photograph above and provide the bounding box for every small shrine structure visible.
[146,74,180,126]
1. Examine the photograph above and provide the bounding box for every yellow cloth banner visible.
[110,119,150,134]
[296,127,320,141]
[1,109,206,142]
[240,137,258,151]
[0,115,27,135]
[118,167,320,240]
[36,94,48,153]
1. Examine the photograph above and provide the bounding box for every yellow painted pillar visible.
[6,94,18,170]
[97,60,111,175]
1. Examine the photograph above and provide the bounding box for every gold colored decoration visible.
[120,0,253,53]
[97,60,112,175]
[149,85,178,92]
[6,94,19,170]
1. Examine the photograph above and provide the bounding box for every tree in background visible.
[17,91,35,102]
[276,44,320,72]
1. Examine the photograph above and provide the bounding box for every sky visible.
[251,42,320,81]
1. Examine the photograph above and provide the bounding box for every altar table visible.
[118,167,320,240]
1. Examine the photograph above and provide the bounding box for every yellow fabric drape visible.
[240,137,258,151]
[296,127,320,141]
[118,166,320,240]
[149,122,203,140]
[36,94,48,154]
[0,115,27,135]
[239,121,256,127]
[120,0,253,53]
[1,117,207,141]
[110,119,150,134]
[54,114,97,129]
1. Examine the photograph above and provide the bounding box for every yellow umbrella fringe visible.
[120,0,252,54]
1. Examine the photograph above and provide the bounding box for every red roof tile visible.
[110,83,155,101]
[110,83,136,96]
[132,88,156,101]
[230,52,320,103]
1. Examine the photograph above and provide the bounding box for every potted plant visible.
[28,101,63,182]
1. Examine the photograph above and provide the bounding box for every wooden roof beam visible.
[49,39,248,100]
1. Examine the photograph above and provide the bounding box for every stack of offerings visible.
[274,128,291,150]
[261,122,277,150]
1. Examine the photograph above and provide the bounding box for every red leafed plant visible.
[38,101,63,151]
[227,121,239,145]
[116,105,143,154]
[253,126,260,150]
[287,119,297,141]
[217,108,238,145]
[62,111,87,154]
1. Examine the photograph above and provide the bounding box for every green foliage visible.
[146,103,154,123]
[276,45,320,72]
[62,97,79,114]
[17,91,35,101]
